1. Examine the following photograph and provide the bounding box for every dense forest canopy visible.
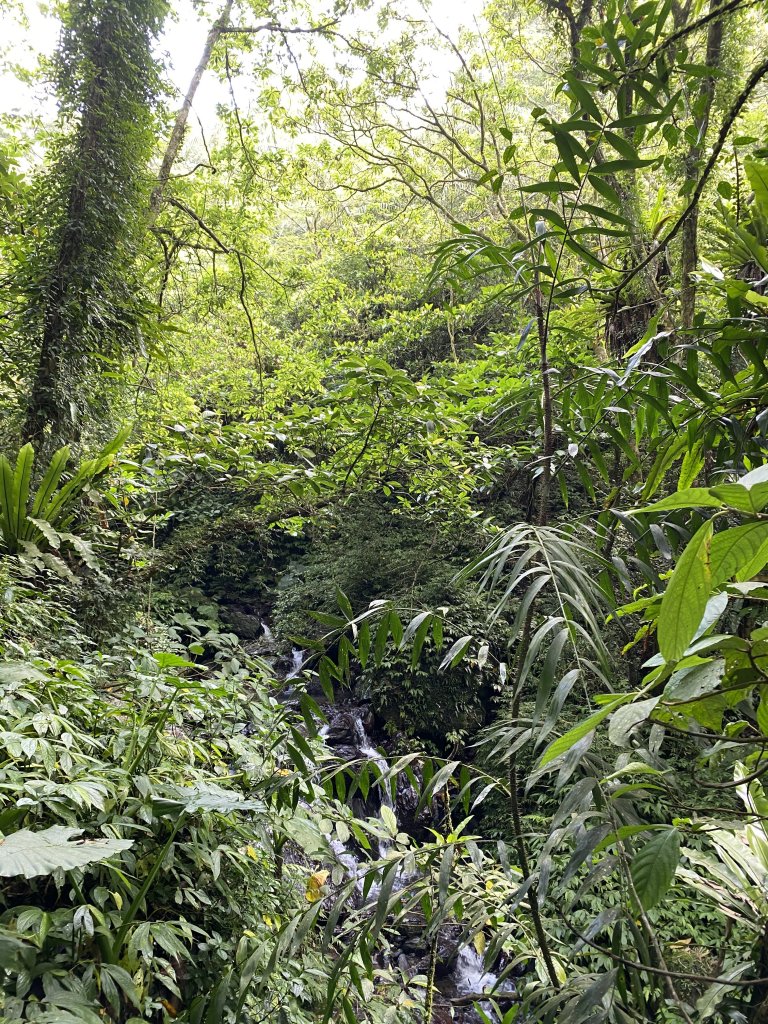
[2,0,768,1021]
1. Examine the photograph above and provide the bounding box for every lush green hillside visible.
[1,0,768,1021]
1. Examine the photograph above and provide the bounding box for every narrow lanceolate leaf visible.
[438,635,472,671]
[11,444,35,542]
[539,693,633,768]
[630,828,680,910]
[658,520,713,663]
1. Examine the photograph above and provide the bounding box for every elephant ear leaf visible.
[0,826,133,879]
[630,828,680,911]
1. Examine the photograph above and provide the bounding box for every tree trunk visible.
[680,1,725,330]
[149,0,233,221]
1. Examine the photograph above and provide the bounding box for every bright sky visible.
[0,0,485,129]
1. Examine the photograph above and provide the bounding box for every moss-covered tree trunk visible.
[23,0,167,444]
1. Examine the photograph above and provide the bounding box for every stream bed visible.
[247,624,518,1022]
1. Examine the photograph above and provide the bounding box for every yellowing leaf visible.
[305,869,329,902]
[473,932,486,955]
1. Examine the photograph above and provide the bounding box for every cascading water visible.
[454,946,499,996]
[269,641,515,1021]
[285,647,305,680]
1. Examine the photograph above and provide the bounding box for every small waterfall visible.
[353,717,394,809]
[315,705,513,1021]
[261,620,274,641]
[454,946,498,996]
[285,647,305,680]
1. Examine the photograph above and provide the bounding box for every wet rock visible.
[357,706,375,733]
[224,605,267,642]
[402,936,429,955]
[435,925,462,977]
[406,926,462,978]
[329,743,359,762]
[304,675,327,699]
[325,712,362,746]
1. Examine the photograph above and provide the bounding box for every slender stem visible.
[111,817,184,961]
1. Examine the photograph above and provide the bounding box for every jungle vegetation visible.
[1,0,768,1021]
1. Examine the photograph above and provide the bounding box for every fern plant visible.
[0,428,128,555]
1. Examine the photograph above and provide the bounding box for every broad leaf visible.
[0,827,133,878]
[631,488,723,513]
[710,522,768,587]
[745,158,768,217]
[658,520,713,662]
[630,828,680,910]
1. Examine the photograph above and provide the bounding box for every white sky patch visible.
[0,0,484,149]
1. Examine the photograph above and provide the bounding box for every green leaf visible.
[658,520,713,662]
[438,635,472,671]
[27,517,61,550]
[519,181,578,194]
[678,442,704,490]
[744,158,768,216]
[539,693,633,768]
[590,157,658,174]
[608,697,660,746]
[740,464,768,489]
[631,488,723,513]
[358,621,371,668]
[564,72,604,122]
[0,454,17,552]
[11,444,34,542]
[630,828,680,910]
[709,522,768,587]
[0,827,133,879]
[663,658,725,702]
[30,446,70,518]
[709,483,768,513]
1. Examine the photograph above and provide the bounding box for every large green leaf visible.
[30,446,70,518]
[745,158,768,218]
[709,522,768,587]
[630,828,680,910]
[0,826,133,878]
[632,488,723,513]
[709,483,768,514]
[0,454,16,552]
[658,520,713,662]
